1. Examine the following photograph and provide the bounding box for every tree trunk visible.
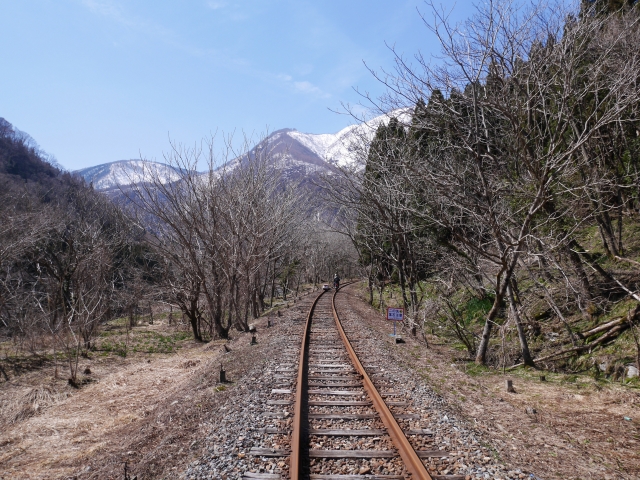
[270,268,276,307]
[564,244,594,319]
[188,314,202,341]
[395,243,410,313]
[214,284,228,339]
[475,291,504,365]
[596,211,620,257]
[507,281,535,367]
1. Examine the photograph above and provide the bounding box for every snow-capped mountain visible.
[74,110,410,191]
[217,128,338,179]
[288,109,411,169]
[74,160,184,191]
[220,109,411,175]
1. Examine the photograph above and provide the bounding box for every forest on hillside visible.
[328,0,640,376]
[0,119,357,385]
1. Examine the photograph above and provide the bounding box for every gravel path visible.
[183,295,311,480]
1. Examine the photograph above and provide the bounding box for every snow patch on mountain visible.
[287,109,412,168]
[287,132,337,160]
[75,160,183,191]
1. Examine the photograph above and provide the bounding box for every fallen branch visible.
[614,255,640,268]
[579,316,627,339]
[569,241,640,303]
[509,323,629,369]
[576,251,640,302]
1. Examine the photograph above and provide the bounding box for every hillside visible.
[0,117,61,187]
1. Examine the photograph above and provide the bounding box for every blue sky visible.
[0,0,476,170]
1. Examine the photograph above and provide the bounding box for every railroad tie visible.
[287,286,435,480]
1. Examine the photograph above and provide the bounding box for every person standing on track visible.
[333,273,340,289]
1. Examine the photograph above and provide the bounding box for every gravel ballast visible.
[184,288,531,480]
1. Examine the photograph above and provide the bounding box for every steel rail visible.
[290,288,325,479]
[331,286,433,480]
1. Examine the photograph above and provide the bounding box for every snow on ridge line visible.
[287,132,337,160]
[287,109,412,167]
[75,109,413,189]
[76,159,183,190]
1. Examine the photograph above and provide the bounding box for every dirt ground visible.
[0,292,314,480]
[344,284,640,480]
[1,283,639,480]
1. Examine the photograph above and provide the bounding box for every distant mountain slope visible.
[220,110,411,176]
[288,109,411,168]
[74,160,183,191]
[218,128,337,177]
[74,110,409,191]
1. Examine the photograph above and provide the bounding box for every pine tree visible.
[581,0,638,16]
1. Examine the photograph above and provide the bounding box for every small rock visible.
[359,466,371,474]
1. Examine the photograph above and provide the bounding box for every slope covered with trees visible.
[0,118,150,384]
[331,0,640,376]
[0,119,358,385]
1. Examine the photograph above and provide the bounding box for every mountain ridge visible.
[73,110,410,191]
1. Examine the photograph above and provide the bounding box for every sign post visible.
[386,307,404,337]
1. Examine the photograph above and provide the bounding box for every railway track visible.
[243,285,467,480]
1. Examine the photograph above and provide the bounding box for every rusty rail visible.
[330,286,432,480]
[290,283,432,479]
[290,288,324,478]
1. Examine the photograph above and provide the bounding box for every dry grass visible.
[0,318,225,479]
[0,384,69,427]
[6,284,637,479]
[0,290,316,480]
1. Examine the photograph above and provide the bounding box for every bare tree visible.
[331,1,640,365]
[127,132,308,339]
